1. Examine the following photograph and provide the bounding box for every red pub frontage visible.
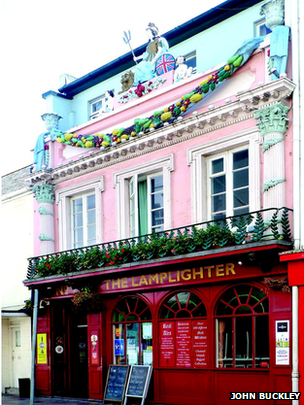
[25,242,293,405]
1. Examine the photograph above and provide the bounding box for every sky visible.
[0,0,224,175]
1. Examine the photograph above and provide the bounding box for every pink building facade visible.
[24,1,303,403]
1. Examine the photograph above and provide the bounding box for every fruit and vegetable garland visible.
[55,37,265,150]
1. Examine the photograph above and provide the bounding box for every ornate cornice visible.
[26,77,295,187]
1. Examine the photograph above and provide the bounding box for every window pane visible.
[233,188,249,208]
[212,194,226,213]
[114,324,125,364]
[151,193,163,209]
[127,323,139,365]
[15,330,21,347]
[233,150,248,170]
[152,209,164,226]
[141,323,153,365]
[234,206,249,216]
[233,168,248,189]
[211,175,226,194]
[212,158,224,174]
[151,175,163,192]
[87,209,96,225]
[92,100,102,113]
[185,54,196,71]
[217,318,232,367]
[87,225,96,244]
[177,292,190,308]
[87,194,95,209]
[74,228,83,243]
[73,213,83,227]
[255,316,269,367]
[235,316,252,368]
[73,198,83,213]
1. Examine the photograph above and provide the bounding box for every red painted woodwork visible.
[87,313,103,399]
[34,260,293,404]
[299,287,304,400]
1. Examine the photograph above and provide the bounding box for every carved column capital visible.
[32,183,55,204]
[260,0,285,30]
[254,103,290,137]
[41,113,62,133]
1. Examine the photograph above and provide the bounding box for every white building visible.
[1,167,34,394]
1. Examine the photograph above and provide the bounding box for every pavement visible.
[2,395,168,405]
[2,395,104,405]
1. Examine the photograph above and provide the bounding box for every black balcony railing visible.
[26,207,293,280]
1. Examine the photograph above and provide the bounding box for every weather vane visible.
[123,30,137,64]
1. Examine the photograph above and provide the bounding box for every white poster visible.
[142,322,152,339]
[275,320,290,365]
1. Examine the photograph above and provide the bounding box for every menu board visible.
[192,320,208,368]
[159,322,175,367]
[126,365,151,397]
[176,321,192,367]
[124,365,153,405]
[104,365,129,402]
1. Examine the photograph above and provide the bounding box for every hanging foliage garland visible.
[55,37,265,151]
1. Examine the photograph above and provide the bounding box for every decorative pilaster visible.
[254,103,290,210]
[33,183,56,255]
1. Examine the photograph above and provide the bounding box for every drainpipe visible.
[291,286,299,401]
[30,289,39,405]
[285,0,301,402]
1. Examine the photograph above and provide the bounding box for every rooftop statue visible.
[99,90,115,116]
[174,55,193,83]
[260,0,289,79]
[132,23,169,86]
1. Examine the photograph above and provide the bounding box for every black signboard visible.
[104,365,130,403]
[123,365,153,405]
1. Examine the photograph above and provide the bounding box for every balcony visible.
[26,207,293,282]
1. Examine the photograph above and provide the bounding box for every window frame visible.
[184,51,197,74]
[129,172,165,237]
[89,89,115,120]
[89,95,106,120]
[113,155,174,239]
[215,284,269,369]
[207,146,250,219]
[187,129,260,223]
[70,192,97,248]
[158,290,207,369]
[56,177,104,250]
[254,18,272,37]
[112,296,153,366]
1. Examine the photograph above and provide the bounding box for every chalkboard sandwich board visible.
[104,365,130,403]
[123,365,153,405]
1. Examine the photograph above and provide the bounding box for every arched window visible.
[159,291,207,368]
[215,285,269,368]
[112,296,152,365]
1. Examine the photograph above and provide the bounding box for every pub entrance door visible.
[52,302,89,397]
[70,323,88,397]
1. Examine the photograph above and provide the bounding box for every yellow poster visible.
[37,333,47,364]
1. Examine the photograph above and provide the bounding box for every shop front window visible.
[112,296,152,366]
[159,291,207,368]
[216,285,269,369]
